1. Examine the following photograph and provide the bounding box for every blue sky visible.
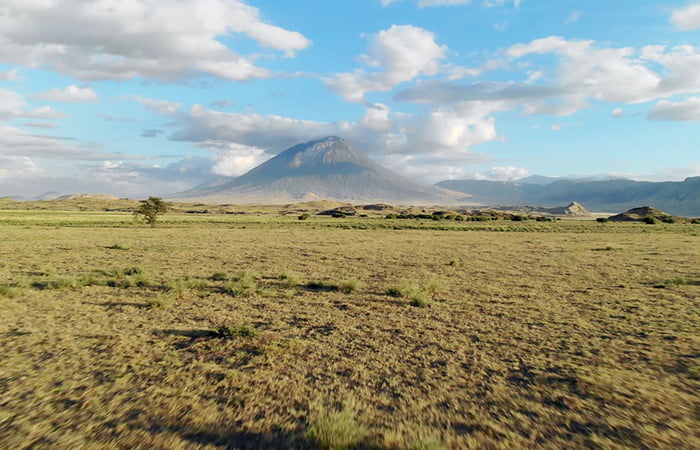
[1,0,699,198]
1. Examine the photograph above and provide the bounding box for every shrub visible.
[215,324,258,339]
[691,218,700,224]
[454,215,464,221]
[385,214,398,219]
[298,213,311,220]
[644,217,658,224]
[106,243,128,250]
[596,217,609,223]
[331,211,346,218]
[448,258,460,267]
[510,215,527,221]
[210,272,228,281]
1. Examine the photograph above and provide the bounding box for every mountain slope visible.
[174,137,465,205]
[436,177,700,216]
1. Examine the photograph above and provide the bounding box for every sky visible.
[1,0,700,198]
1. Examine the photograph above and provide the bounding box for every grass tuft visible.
[278,271,301,288]
[339,278,361,294]
[105,243,128,250]
[0,284,22,298]
[306,400,368,450]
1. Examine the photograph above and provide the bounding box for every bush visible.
[226,272,258,297]
[596,217,609,223]
[454,215,464,221]
[106,243,128,250]
[510,215,527,221]
[215,324,258,339]
[448,258,460,267]
[644,217,658,224]
[298,213,311,220]
[691,218,700,224]
[331,211,346,218]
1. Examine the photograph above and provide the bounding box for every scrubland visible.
[0,208,698,449]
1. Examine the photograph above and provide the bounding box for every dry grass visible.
[0,209,698,448]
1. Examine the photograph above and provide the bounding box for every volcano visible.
[173,137,465,205]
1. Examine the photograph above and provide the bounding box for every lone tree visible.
[133,196,170,228]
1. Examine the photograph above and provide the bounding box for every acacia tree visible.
[133,196,170,228]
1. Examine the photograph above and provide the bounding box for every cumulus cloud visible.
[0,0,311,82]
[648,97,700,121]
[474,166,529,181]
[0,69,20,81]
[671,3,700,30]
[384,0,519,7]
[612,108,624,118]
[128,95,183,115]
[0,125,142,161]
[163,102,501,181]
[327,25,448,102]
[37,85,98,102]
[0,88,66,120]
[395,37,700,120]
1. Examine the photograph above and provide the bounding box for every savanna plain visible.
[0,203,698,449]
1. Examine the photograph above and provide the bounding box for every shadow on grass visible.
[84,301,149,309]
[137,417,312,449]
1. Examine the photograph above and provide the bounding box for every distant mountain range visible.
[173,136,465,205]
[436,177,700,216]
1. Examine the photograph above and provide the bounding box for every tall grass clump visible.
[0,284,22,298]
[386,280,442,308]
[306,400,368,450]
[339,278,361,294]
[226,271,258,297]
[278,271,301,289]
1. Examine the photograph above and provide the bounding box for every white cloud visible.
[327,25,447,102]
[474,166,528,181]
[564,11,581,24]
[648,97,700,121]
[611,107,624,118]
[0,69,20,81]
[0,0,311,82]
[418,0,471,7]
[550,124,562,131]
[361,103,392,131]
[397,37,700,121]
[0,88,66,120]
[128,95,183,115]
[38,85,98,102]
[211,144,272,177]
[671,3,700,30]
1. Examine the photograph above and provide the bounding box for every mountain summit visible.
[174,137,464,205]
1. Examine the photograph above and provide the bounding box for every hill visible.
[173,137,466,205]
[436,177,700,216]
